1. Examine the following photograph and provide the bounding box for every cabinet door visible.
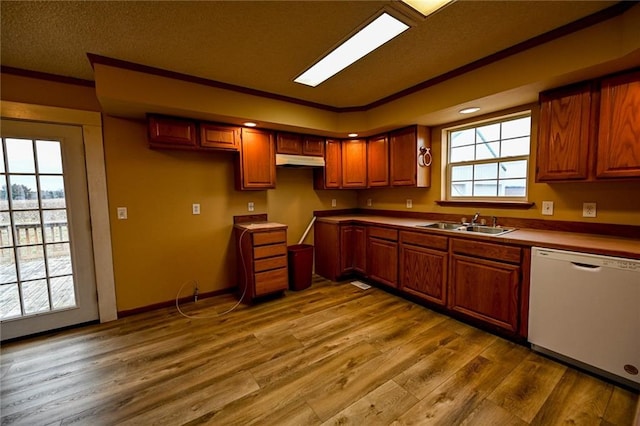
[303,136,325,157]
[367,135,389,187]
[340,225,354,275]
[313,221,341,281]
[449,254,520,333]
[367,238,398,288]
[314,139,342,189]
[390,127,417,186]
[536,84,593,181]
[200,123,240,151]
[276,133,303,155]
[148,116,197,149]
[342,139,367,188]
[353,225,366,274]
[596,70,640,178]
[400,244,447,306]
[237,128,276,190]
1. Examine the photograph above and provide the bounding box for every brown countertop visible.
[316,215,640,260]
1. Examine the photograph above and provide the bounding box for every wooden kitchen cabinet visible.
[314,221,364,280]
[596,70,640,178]
[302,136,325,157]
[276,132,302,155]
[314,139,342,189]
[448,239,522,333]
[367,226,398,288]
[236,128,276,190]
[389,126,431,187]
[536,82,595,181]
[200,123,240,151]
[367,134,389,187]
[234,223,288,302]
[399,231,448,306]
[148,115,197,149]
[341,139,367,188]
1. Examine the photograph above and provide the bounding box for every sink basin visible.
[416,222,515,236]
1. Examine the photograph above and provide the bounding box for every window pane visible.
[0,175,8,211]
[0,212,12,248]
[6,139,35,173]
[0,248,17,284]
[9,175,38,210]
[499,160,528,179]
[0,142,4,174]
[36,140,63,174]
[476,123,500,142]
[43,210,69,243]
[451,181,472,196]
[40,176,66,209]
[450,128,475,147]
[22,279,50,314]
[0,283,21,319]
[502,116,531,139]
[474,163,498,180]
[501,136,530,157]
[500,179,527,197]
[450,145,474,163]
[51,276,76,309]
[13,211,42,246]
[46,243,73,277]
[474,180,497,196]
[451,165,473,181]
[18,245,46,281]
[476,142,500,160]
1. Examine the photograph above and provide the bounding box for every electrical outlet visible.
[583,202,597,218]
[117,207,127,220]
[192,203,200,215]
[542,201,554,216]
[248,202,254,212]
[331,199,337,207]
[406,199,413,209]
[367,198,372,207]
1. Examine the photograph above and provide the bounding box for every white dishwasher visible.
[529,247,640,389]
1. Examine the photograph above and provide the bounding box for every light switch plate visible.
[542,201,554,216]
[248,202,254,212]
[406,199,413,209]
[192,203,200,215]
[117,207,127,220]
[582,202,596,218]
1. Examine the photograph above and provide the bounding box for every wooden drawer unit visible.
[235,223,288,302]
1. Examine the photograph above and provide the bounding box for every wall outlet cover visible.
[192,203,201,215]
[542,201,554,216]
[248,202,255,212]
[117,207,128,220]
[406,199,413,209]
[367,198,372,207]
[331,199,337,207]
[582,202,597,218]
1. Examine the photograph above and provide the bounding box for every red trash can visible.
[287,244,313,291]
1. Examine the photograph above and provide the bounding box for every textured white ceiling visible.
[0,0,619,108]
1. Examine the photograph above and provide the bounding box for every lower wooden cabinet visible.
[399,231,448,306]
[367,227,398,288]
[235,223,288,302]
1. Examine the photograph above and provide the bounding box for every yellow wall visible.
[103,116,357,311]
[358,106,640,225]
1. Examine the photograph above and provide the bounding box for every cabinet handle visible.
[418,146,432,167]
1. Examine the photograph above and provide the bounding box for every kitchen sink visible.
[416,222,515,236]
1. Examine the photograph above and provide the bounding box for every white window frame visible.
[444,111,532,201]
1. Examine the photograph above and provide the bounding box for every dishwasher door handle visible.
[571,261,601,270]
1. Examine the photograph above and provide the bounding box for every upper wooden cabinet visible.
[236,128,276,190]
[390,126,431,187]
[148,115,197,149]
[537,69,640,182]
[341,139,367,188]
[200,123,240,151]
[314,139,341,189]
[536,83,595,181]
[277,133,325,157]
[367,134,389,187]
[596,70,640,179]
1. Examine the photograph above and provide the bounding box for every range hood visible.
[275,154,325,167]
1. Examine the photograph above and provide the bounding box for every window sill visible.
[435,200,535,209]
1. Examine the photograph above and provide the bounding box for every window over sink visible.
[445,112,531,201]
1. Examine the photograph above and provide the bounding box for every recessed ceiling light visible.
[243,122,257,127]
[348,133,359,138]
[294,12,410,87]
[400,0,453,17]
[459,107,480,114]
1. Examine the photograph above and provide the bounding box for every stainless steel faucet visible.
[471,212,480,225]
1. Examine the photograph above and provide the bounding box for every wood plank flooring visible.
[1,276,638,425]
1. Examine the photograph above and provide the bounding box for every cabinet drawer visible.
[255,255,287,273]
[452,239,521,264]
[254,243,287,259]
[368,226,398,241]
[400,231,448,251]
[255,268,288,295]
[253,230,286,246]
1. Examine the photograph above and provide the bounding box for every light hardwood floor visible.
[1,276,638,425]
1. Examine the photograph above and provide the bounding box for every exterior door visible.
[0,119,98,340]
